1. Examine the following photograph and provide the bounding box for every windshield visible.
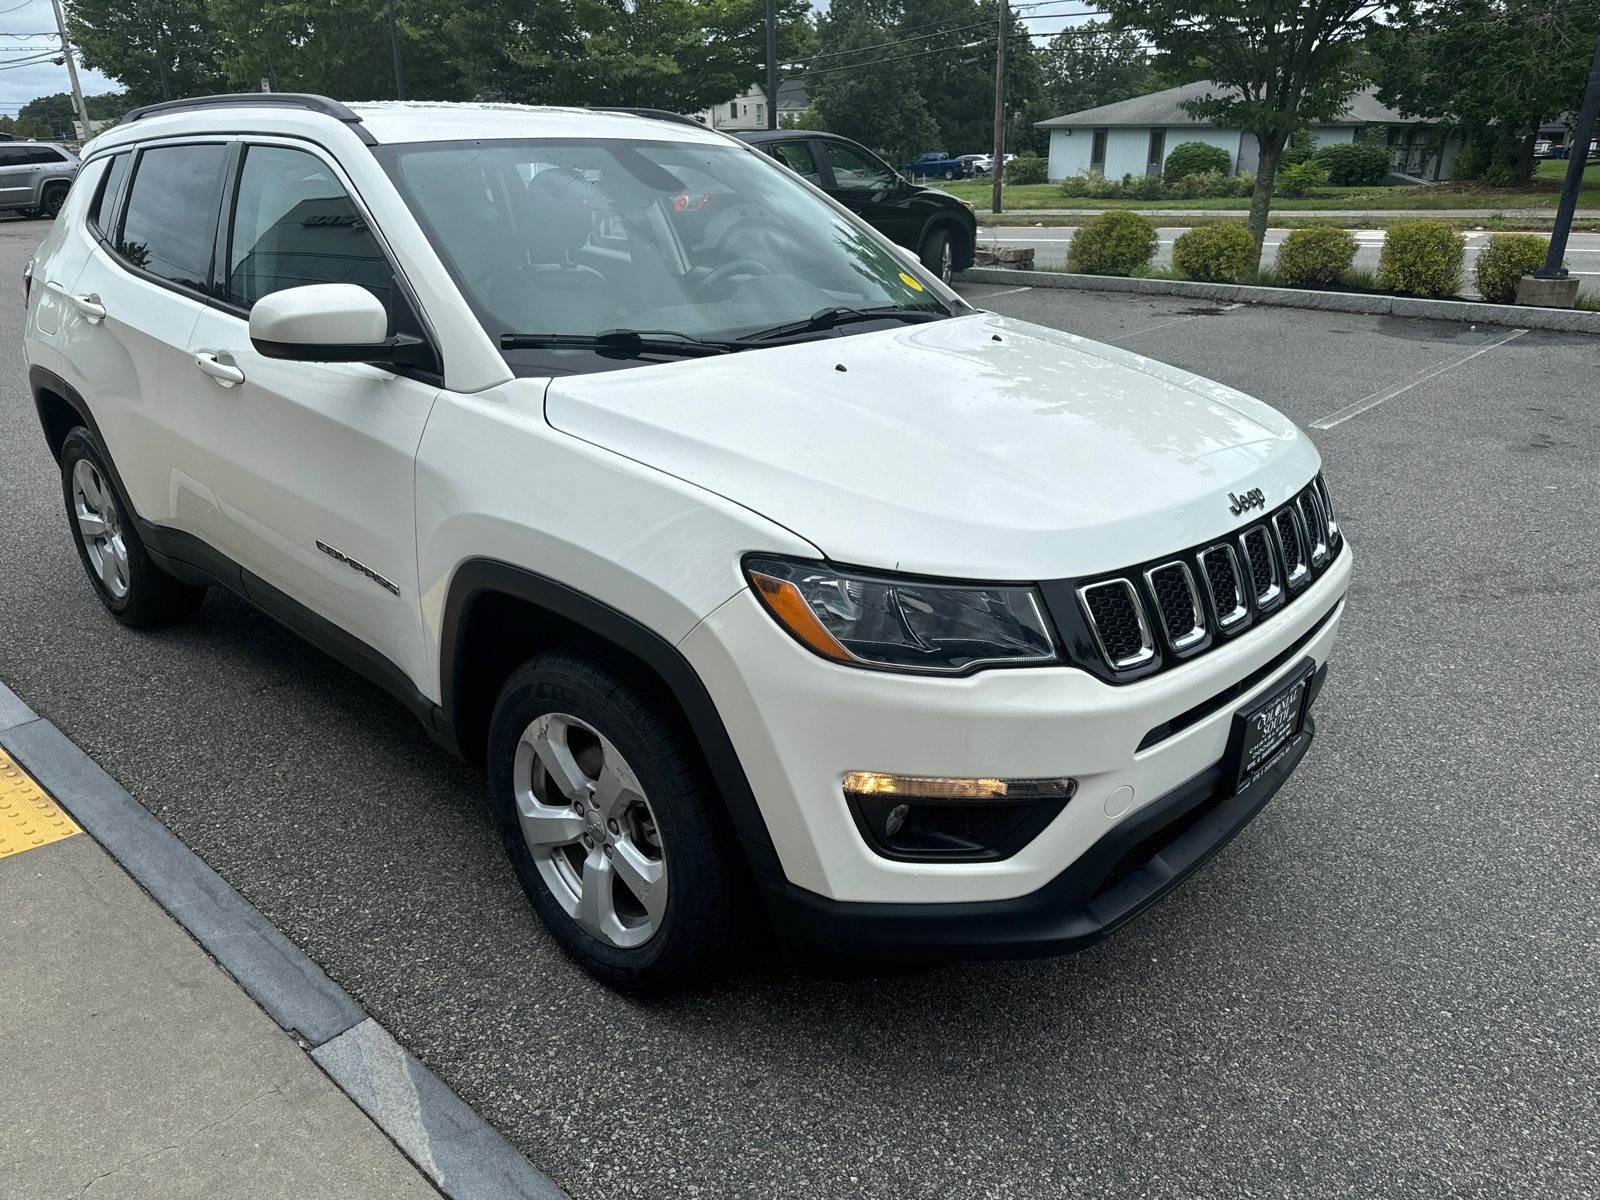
[378,137,950,375]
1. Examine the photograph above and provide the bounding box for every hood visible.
[544,312,1320,580]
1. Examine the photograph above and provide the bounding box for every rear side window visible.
[118,143,228,291]
[0,146,27,166]
[89,153,132,236]
[27,147,68,163]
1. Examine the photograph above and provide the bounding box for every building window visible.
[1146,129,1165,176]
[756,103,763,123]
[1091,129,1107,173]
[731,103,738,119]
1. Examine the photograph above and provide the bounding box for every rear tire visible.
[921,228,955,285]
[486,650,747,996]
[59,427,206,627]
[40,184,67,220]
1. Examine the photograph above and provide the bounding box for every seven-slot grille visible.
[1070,476,1342,678]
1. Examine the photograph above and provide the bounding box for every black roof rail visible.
[118,93,377,145]
[586,107,710,131]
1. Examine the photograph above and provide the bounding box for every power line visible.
[787,39,990,81]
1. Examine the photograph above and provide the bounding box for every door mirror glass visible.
[248,282,391,361]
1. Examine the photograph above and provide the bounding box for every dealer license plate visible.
[1232,667,1311,791]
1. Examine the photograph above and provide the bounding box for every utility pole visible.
[991,0,1007,214]
[49,0,90,141]
[144,0,170,102]
[387,0,406,102]
[1538,27,1600,281]
[765,0,778,130]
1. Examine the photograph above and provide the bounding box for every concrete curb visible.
[955,266,1600,335]
[0,679,567,1200]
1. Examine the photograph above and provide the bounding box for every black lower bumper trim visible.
[749,713,1314,963]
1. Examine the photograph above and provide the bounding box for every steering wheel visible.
[697,258,771,296]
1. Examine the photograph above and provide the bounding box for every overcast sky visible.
[0,0,115,117]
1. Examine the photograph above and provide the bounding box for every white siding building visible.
[1036,82,1457,183]
[690,80,808,131]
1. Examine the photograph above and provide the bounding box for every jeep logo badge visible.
[1229,488,1266,516]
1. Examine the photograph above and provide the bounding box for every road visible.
[3,217,1598,1199]
[978,225,1600,297]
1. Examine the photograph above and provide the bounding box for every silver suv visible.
[0,141,79,219]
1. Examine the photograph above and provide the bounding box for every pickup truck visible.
[0,141,80,219]
[897,152,968,181]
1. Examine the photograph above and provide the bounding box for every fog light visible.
[843,772,1077,862]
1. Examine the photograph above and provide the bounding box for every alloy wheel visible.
[71,458,129,599]
[513,712,667,949]
[941,239,954,284]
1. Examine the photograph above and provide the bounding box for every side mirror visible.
[248,283,427,366]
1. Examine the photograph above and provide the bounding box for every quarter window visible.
[26,147,68,163]
[89,152,132,236]
[226,145,396,316]
[118,143,228,291]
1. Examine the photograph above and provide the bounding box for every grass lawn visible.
[977,213,1600,233]
[940,173,1600,212]
[1533,157,1599,180]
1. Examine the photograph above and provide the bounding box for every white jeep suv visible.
[23,95,1350,994]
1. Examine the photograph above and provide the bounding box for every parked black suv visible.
[736,130,977,282]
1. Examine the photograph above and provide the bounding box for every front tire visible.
[59,427,206,626]
[921,228,955,285]
[486,650,746,996]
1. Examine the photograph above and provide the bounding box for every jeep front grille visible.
[1056,476,1343,682]
[1076,579,1155,669]
[1143,561,1207,652]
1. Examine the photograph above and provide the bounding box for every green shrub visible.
[1480,162,1514,188]
[1279,128,1317,167]
[1162,141,1232,184]
[1275,159,1328,197]
[1129,173,1164,199]
[1005,153,1047,185]
[1274,226,1358,286]
[1086,169,1122,199]
[1067,210,1158,276]
[1315,142,1390,187]
[1472,233,1552,303]
[1059,173,1090,197]
[1225,170,1257,198]
[1377,219,1466,297]
[1172,224,1257,282]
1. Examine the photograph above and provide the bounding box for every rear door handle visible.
[194,351,246,388]
[71,293,106,322]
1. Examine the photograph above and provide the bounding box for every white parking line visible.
[1310,328,1528,429]
[972,285,1034,300]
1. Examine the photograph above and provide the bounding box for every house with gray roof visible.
[1035,81,1458,183]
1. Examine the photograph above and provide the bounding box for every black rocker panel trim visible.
[438,559,775,850]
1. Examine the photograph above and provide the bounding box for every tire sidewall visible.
[486,654,728,992]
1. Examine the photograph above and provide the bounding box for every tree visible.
[1100,0,1386,268]
[803,0,943,162]
[68,0,232,107]
[1015,21,1165,155]
[1373,0,1600,184]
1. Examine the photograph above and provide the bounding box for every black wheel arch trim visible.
[438,558,775,849]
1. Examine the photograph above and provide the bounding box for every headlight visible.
[743,555,1058,673]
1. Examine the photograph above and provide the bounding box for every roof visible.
[1035,82,1413,129]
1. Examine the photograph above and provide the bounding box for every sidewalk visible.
[0,682,565,1200]
[0,826,440,1198]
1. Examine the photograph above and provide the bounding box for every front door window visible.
[823,143,899,192]
[768,141,822,186]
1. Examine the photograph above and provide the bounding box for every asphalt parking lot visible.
[978,225,1600,299]
[3,217,1598,1199]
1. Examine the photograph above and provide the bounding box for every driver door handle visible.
[194,351,246,388]
[71,293,106,322]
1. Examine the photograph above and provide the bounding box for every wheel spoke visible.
[96,543,119,591]
[76,464,105,513]
[576,848,618,942]
[611,838,666,927]
[529,718,595,805]
[75,508,107,537]
[516,801,586,850]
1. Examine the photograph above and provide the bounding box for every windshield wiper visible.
[499,329,740,358]
[740,306,947,343]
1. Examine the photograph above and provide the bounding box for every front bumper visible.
[747,706,1316,963]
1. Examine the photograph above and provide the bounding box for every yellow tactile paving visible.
[0,747,79,858]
